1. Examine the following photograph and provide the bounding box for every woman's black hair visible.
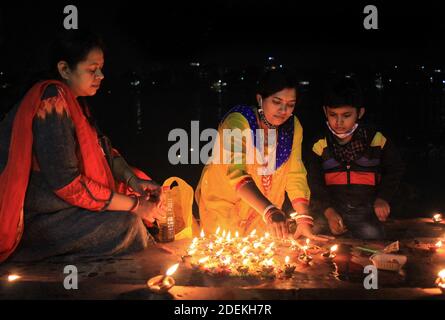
[13,30,106,103]
[323,76,363,110]
[256,68,299,100]
[15,29,105,98]
[47,29,106,79]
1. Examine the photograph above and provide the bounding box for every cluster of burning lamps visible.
[5,221,445,295]
[183,228,340,278]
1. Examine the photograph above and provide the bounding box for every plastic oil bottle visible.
[158,186,175,242]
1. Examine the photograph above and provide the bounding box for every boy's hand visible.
[324,207,348,235]
[374,198,390,222]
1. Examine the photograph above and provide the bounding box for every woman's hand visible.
[128,176,161,202]
[265,207,288,239]
[324,207,348,235]
[374,198,391,222]
[133,198,166,223]
[293,223,334,242]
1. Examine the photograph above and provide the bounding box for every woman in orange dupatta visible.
[0,31,164,262]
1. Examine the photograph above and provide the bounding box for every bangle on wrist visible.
[262,204,276,222]
[128,194,140,213]
[290,212,314,225]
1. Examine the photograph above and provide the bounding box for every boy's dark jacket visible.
[306,125,404,215]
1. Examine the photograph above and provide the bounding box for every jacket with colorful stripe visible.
[306,126,404,215]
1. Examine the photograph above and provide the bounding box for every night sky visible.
[2,2,445,69]
[1,1,445,216]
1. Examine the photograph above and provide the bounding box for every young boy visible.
[307,77,404,240]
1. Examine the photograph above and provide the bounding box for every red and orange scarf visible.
[0,80,115,262]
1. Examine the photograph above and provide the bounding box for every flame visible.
[250,229,257,237]
[200,229,205,238]
[438,269,445,279]
[192,237,198,245]
[433,213,442,221]
[240,246,249,256]
[436,241,443,248]
[7,274,20,282]
[265,232,270,239]
[215,226,221,235]
[285,256,290,264]
[222,230,226,238]
[235,231,239,238]
[199,257,209,264]
[266,258,274,266]
[226,231,231,242]
[306,238,310,246]
[166,263,179,276]
[330,244,339,252]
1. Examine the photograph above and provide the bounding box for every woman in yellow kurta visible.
[196,69,330,240]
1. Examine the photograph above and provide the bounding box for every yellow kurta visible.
[195,107,310,236]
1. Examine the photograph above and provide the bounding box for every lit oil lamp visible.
[200,229,205,239]
[7,274,20,282]
[323,244,339,259]
[237,258,250,275]
[298,243,313,265]
[260,258,275,277]
[433,213,443,224]
[147,263,179,293]
[430,240,443,253]
[215,226,221,236]
[435,269,445,294]
[240,246,250,256]
[283,256,296,276]
[290,240,299,251]
[215,249,224,257]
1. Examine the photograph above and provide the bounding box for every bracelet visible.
[290,212,314,220]
[128,194,140,213]
[294,214,314,221]
[262,204,275,219]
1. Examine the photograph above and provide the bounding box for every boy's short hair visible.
[323,76,363,110]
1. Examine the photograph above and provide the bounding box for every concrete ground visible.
[0,218,444,300]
